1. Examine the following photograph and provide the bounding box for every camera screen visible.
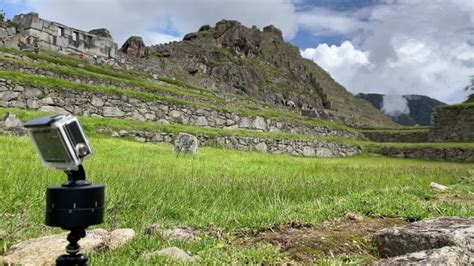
[31,128,73,163]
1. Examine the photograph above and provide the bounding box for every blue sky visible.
[1,0,473,107]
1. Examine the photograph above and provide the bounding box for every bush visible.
[0,10,5,22]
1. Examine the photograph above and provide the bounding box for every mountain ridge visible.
[120,20,395,127]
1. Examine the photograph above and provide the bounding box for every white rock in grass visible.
[430,182,448,191]
[0,228,135,265]
[161,227,201,242]
[3,113,22,128]
[174,133,199,155]
[143,247,194,261]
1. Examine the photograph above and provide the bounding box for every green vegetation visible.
[0,134,472,264]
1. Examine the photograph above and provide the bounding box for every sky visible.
[1,0,473,111]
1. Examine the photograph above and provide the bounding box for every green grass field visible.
[1,134,472,264]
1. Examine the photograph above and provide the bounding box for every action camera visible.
[24,114,92,170]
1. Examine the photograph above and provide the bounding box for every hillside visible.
[356,93,445,126]
[120,20,395,127]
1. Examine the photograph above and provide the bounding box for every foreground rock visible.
[374,246,472,265]
[0,112,26,136]
[174,132,199,155]
[430,182,449,191]
[142,247,194,261]
[0,228,135,265]
[374,217,473,265]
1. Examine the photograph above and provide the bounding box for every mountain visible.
[356,93,446,126]
[120,20,395,127]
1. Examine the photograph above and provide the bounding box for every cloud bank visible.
[300,0,474,107]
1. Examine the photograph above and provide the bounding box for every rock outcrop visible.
[174,132,199,155]
[374,217,474,265]
[123,20,394,127]
[121,36,146,57]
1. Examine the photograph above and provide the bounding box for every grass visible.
[0,134,472,264]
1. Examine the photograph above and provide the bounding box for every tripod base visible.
[56,253,88,266]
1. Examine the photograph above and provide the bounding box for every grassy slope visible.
[0,135,472,264]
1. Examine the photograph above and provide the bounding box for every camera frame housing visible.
[24,114,92,170]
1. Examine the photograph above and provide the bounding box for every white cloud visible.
[23,0,298,45]
[301,0,474,105]
[382,95,409,116]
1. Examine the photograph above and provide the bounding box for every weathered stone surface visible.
[429,105,474,142]
[24,87,43,97]
[88,28,112,38]
[91,95,104,107]
[3,112,22,128]
[375,146,474,162]
[374,217,474,259]
[103,106,124,117]
[142,247,194,261]
[121,36,146,57]
[0,91,20,101]
[255,142,268,152]
[38,105,68,114]
[0,228,135,265]
[161,227,200,242]
[174,132,199,155]
[430,182,448,191]
[252,116,267,130]
[374,246,472,265]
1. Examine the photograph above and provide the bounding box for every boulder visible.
[121,36,146,57]
[88,28,112,39]
[2,112,22,128]
[0,228,135,265]
[174,133,199,155]
[161,226,200,242]
[374,246,472,265]
[374,217,474,264]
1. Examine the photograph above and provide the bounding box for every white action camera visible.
[24,114,92,170]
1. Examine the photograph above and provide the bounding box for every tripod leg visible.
[56,229,89,266]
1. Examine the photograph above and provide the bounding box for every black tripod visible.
[45,165,105,266]
[56,228,88,265]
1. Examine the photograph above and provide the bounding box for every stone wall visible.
[0,79,359,139]
[362,131,428,143]
[374,146,474,162]
[98,128,362,157]
[0,25,17,48]
[429,106,474,141]
[11,13,117,59]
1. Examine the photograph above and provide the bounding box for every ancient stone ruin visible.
[7,12,117,59]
